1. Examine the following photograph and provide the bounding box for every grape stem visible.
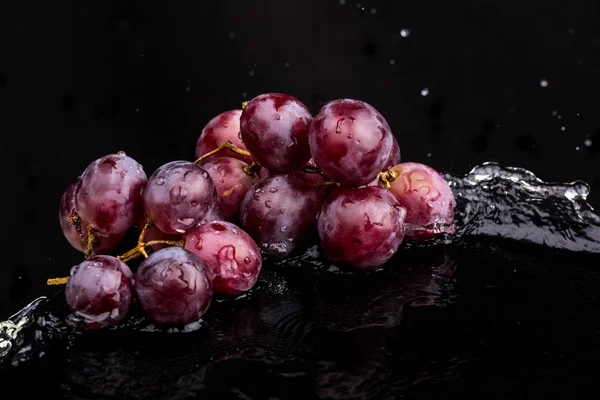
[302,164,326,176]
[194,140,251,164]
[241,101,249,110]
[378,169,400,189]
[242,162,261,176]
[68,214,96,259]
[315,181,340,188]
[117,217,184,263]
[47,277,69,285]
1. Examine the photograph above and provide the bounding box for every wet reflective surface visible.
[2,163,600,399]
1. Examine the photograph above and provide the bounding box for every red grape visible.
[143,161,216,234]
[184,221,262,296]
[201,157,259,222]
[308,99,394,187]
[195,109,252,164]
[134,247,213,325]
[198,204,225,225]
[75,151,147,235]
[239,173,324,257]
[317,186,407,270]
[387,162,456,240]
[65,255,134,329]
[240,93,312,173]
[60,181,125,253]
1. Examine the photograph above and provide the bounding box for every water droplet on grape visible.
[540,78,549,87]
[156,177,165,185]
[190,201,198,207]
[265,200,272,208]
[269,188,278,193]
[280,226,287,232]
[400,29,411,38]
[117,151,126,157]
[177,218,195,226]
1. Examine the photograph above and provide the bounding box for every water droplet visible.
[552,110,558,116]
[427,152,432,157]
[195,238,203,250]
[557,115,562,120]
[575,146,580,151]
[371,8,377,14]
[284,61,291,67]
[540,78,549,87]
[585,139,593,147]
[178,217,195,226]
[248,70,255,77]
[421,87,429,96]
[117,151,126,156]
[156,177,165,185]
[179,188,188,197]
[339,0,346,4]
[400,29,411,38]
[184,85,191,92]
[265,200,272,208]
[244,257,251,264]
[190,201,198,207]
[561,126,566,131]
[269,188,278,193]
[389,59,396,65]
[228,32,236,39]
[242,92,247,98]
[280,226,287,232]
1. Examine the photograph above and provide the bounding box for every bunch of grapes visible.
[57,93,456,329]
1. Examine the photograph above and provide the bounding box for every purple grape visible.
[308,99,394,187]
[387,162,456,240]
[198,204,225,225]
[195,109,253,164]
[60,181,125,253]
[317,186,407,270]
[75,151,147,235]
[239,173,324,257]
[383,136,401,170]
[240,93,312,173]
[143,161,216,235]
[201,157,259,222]
[65,255,134,329]
[184,221,262,296]
[134,247,213,325]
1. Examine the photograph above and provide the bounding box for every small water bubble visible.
[539,78,549,87]
[561,126,566,131]
[135,108,140,112]
[248,70,255,77]
[389,59,396,65]
[585,139,593,147]
[141,53,145,58]
[421,87,429,96]
[356,3,362,8]
[552,110,558,116]
[228,32,236,39]
[284,61,290,67]
[400,29,411,38]
[184,85,191,92]
[280,226,287,232]
[427,152,432,157]
[557,115,562,120]
[576,146,580,151]
[339,0,346,5]
[371,8,377,14]
[242,92,247,98]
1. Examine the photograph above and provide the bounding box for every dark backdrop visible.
[1,0,600,318]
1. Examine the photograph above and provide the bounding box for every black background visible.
[1,0,600,319]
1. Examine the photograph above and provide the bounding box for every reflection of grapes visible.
[309,99,393,186]
[135,247,213,325]
[240,93,312,172]
[388,162,456,239]
[184,221,262,296]
[75,152,147,235]
[143,161,216,234]
[318,186,406,269]
[65,255,134,329]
